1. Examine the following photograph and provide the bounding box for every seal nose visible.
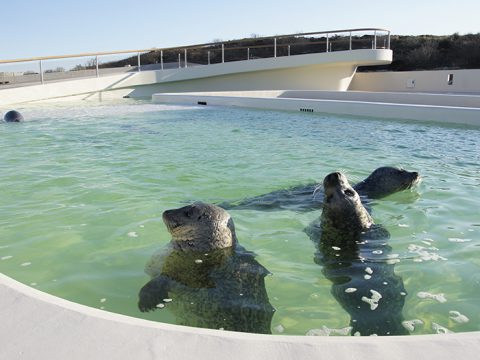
[323,172,343,188]
[162,209,174,222]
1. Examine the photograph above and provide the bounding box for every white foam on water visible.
[156,303,165,309]
[449,311,469,324]
[386,259,401,265]
[408,244,447,262]
[345,288,357,293]
[274,325,285,333]
[432,322,453,334]
[127,232,138,238]
[1,256,13,261]
[306,325,352,336]
[402,319,424,332]
[100,298,107,303]
[361,290,382,310]
[364,274,372,280]
[365,267,373,275]
[20,262,32,267]
[417,291,447,303]
[448,238,472,243]
[23,103,200,121]
[194,259,203,264]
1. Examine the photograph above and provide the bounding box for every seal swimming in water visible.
[219,166,420,212]
[138,202,275,334]
[3,110,24,122]
[307,172,409,336]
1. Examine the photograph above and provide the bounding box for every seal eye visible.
[344,189,355,197]
[184,207,196,218]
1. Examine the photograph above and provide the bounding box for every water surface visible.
[0,100,478,335]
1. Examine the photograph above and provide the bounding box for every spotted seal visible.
[3,110,24,122]
[138,202,274,334]
[308,172,409,336]
[219,166,420,212]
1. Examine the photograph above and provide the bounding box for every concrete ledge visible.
[152,91,480,126]
[1,273,479,360]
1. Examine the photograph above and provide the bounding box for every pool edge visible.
[1,273,479,359]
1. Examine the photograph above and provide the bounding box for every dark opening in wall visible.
[447,74,454,85]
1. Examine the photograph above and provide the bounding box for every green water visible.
[1,100,479,335]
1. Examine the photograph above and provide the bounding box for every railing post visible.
[326,33,329,52]
[247,48,250,60]
[178,53,181,68]
[387,31,391,49]
[222,44,225,63]
[39,60,44,84]
[288,45,290,56]
[349,31,352,50]
[95,56,99,77]
[137,53,141,72]
[184,49,188,68]
[274,38,277,58]
[160,50,164,70]
[208,51,210,65]
[373,30,377,49]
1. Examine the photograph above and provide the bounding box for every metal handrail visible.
[0,28,390,87]
[0,28,390,64]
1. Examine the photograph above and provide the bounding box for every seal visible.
[353,167,420,200]
[308,172,409,336]
[220,166,420,212]
[138,202,275,334]
[3,110,24,122]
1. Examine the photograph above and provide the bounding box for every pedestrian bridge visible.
[0,28,392,105]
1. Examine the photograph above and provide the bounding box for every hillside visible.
[101,33,480,72]
[359,33,480,71]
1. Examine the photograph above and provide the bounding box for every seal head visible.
[163,202,237,252]
[353,167,420,199]
[321,172,373,236]
[3,110,24,122]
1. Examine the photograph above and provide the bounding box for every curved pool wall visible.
[1,273,479,360]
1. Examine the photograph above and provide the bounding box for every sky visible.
[1,0,479,61]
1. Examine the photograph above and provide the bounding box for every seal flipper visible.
[138,275,173,312]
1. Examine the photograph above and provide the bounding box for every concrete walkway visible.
[1,273,479,360]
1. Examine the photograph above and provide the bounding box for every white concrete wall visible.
[152,92,480,126]
[350,69,480,93]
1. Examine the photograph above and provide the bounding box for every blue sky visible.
[1,0,479,60]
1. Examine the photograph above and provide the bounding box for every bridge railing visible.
[0,28,390,88]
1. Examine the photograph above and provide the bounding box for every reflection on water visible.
[314,223,409,336]
[138,246,275,334]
